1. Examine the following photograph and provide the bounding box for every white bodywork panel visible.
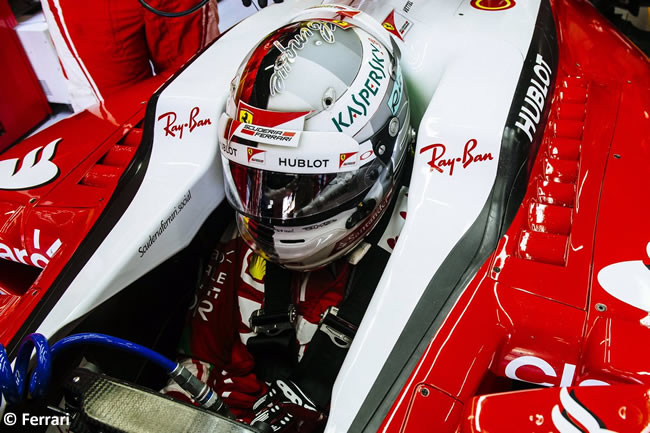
[36,0,542,431]
[35,0,322,341]
[327,1,541,431]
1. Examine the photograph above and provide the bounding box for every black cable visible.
[138,0,209,18]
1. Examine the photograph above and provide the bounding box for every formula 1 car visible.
[0,0,649,432]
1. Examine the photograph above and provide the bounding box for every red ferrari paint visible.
[380,0,650,431]
[0,1,647,430]
[0,0,51,151]
[0,75,166,346]
[463,385,650,432]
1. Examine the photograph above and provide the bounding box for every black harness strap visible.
[248,154,411,401]
[248,153,413,407]
[247,261,298,382]
[289,187,399,409]
[290,246,390,409]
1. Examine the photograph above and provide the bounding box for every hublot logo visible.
[278,158,330,169]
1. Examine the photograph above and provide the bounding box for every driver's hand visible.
[242,0,283,8]
[251,379,326,432]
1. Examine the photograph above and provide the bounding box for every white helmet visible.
[218,8,411,270]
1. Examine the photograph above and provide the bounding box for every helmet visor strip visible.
[222,156,386,225]
[218,113,375,172]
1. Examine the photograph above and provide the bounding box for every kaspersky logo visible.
[339,152,357,168]
[247,147,266,164]
[331,41,387,132]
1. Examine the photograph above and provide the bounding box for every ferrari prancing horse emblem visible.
[239,109,254,124]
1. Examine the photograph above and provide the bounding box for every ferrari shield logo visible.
[247,147,266,164]
[239,109,254,124]
[339,152,357,168]
[382,10,412,41]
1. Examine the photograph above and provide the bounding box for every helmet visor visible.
[222,156,385,225]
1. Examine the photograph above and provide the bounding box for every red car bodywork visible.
[380,0,650,431]
[0,76,166,347]
[464,385,650,432]
[0,0,647,431]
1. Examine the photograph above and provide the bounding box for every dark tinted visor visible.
[222,156,385,226]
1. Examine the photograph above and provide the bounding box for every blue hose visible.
[49,333,177,372]
[0,332,177,405]
[0,334,51,404]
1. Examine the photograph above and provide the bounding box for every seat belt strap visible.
[290,185,399,409]
[249,261,295,335]
[246,261,298,381]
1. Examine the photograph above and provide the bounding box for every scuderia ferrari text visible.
[138,191,192,257]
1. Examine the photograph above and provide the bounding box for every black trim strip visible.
[349,1,559,430]
[7,32,228,357]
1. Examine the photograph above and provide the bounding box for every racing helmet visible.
[218,9,411,271]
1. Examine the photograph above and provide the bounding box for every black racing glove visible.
[241,0,283,8]
[251,379,326,432]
